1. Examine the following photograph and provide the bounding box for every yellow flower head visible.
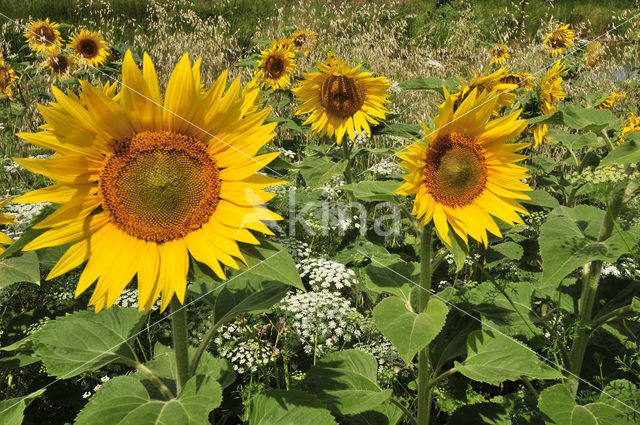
[40,49,76,81]
[619,113,640,144]
[14,51,283,313]
[452,67,518,115]
[543,24,575,57]
[0,61,18,100]
[501,71,536,91]
[24,18,61,53]
[290,29,317,56]
[293,53,391,145]
[255,38,297,90]
[490,44,509,65]
[584,40,605,67]
[395,88,531,247]
[0,198,17,254]
[68,29,111,68]
[533,61,568,147]
[596,92,626,110]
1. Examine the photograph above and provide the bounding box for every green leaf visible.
[32,307,145,378]
[600,135,640,166]
[373,296,448,363]
[75,374,222,425]
[441,228,468,272]
[448,402,510,425]
[346,401,403,425]
[538,384,625,425]
[0,251,41,287]
[539,206,640,288]
[340,180,400,202]
[561,105,613,131]
[397,76,457,94]
[299,156,346,188]
[266,116,304,132]
[303,350,392,415]
[0,389,45,425]
[486,241,523,268]
[548,129,602,150]
[526,111,563,125]
[519,189,560,209]
[248,390,338,425]
[454,329,563,385]
[376,122,423,138]
[364,259,419,302]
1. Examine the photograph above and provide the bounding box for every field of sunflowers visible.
[0,0,639,424]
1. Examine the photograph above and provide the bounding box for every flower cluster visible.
[368,157,403,176]
[321,175,345,199]
[114,288,159,311]
[568,163,639,186]
[280,237,312,262]
[214,322,278,375]
[297,257,358,293]
[1,200,50,239]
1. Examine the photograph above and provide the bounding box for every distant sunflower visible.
[15,51,283,312]
[40,50,75,81]
[619,113,640,144]
[0,61,18,100]
[291,29,317,56]
[596,92,626,110]
[68,30,110,67]
[543,24,575,57]
[501,71,535,91]
[293,53,390,145]
[533,61,567,147]
[490,44,509,65]
[452,67,517,115]
[584,41,605,67]
[24,18,61,53]
[0,198,16,254]
[256,39,296,90]
[395,88,531,247]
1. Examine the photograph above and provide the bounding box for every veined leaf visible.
[249,390,338,425]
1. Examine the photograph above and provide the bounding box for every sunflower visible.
[24,18,61,53]
[596,92,626,110]
[584,41,605,67]
[501,71,536,91]
[451,67,517,116]
[14,51,283,312]
[68,30,111,67]
[293,53,390,145]
[619,113,640,145]
[395,88,530,247]
[40,49,76,81]
[290,29,317,56]
[490,44,509,65]
[532,61,567,147]
[0,60,18,100]
[0,198,16,254]
[543,24,575,57]
[255,39,296,90]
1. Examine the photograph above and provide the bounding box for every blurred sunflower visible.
[584,40,605,67]
[533,61,567,147]
[68,30,111,67]
[395,88,531,247]
[291,29,317,56]
[543,24,575,57]
[452,67,517,115]
[0,60,18,100]
[490,44,509,65]
[0,198,16,254]
[501,71,536,91]
[596,92,626,110]
[24,18,61,53]
[15,51,283,312]
[40,49,75,81]
[293,53,390,145]
[256,39,296,90]
[619,113,640,144]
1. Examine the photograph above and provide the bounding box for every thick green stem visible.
[342,139,354,185]
[124,359,175,400]
[417,225,433,425]
[600,129,615,152]
[591,305,636,330]
[425,367,456,392]
[389,397,418,425]
[170,297,190,393]
[566,185,625,396]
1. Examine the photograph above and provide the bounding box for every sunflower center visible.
[294,35,305,47]
[50,56,69,74]
[79,40,98,58]
[100,131,221,242]
[35,26,55,42]
[549,33,566,48]
[422,133,487,207]
[0,69,8,87]
[320,75,365,118]
[265,55,284,78]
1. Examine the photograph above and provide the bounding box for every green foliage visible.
[538,384,626,425]
[248,390,338,425]
[0,251,40,287]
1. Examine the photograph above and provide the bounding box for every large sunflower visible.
[533,61,567,147]
[395,88,531,247]
[24,18,61,53]
[293,53,390,145]
[543,24,575,57]
[40,49,76,81]
[291,29,317,56]
[255,39,296,90]
[490,44,509,65]
[451,67,517,116]
[67,30,111,67]
[14,51,283,312]
[0,60,18,100]
[0,198,16,254]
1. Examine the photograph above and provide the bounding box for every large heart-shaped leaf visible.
[248,390,338,425]
[0,389,45,425]
[600,134,640,166]
[538,384,626,425]
[0,251,41,287]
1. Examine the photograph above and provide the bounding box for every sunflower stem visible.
[566,184,625,397]
[417,224,434,425]
[170,297,190,394]
[342,139,354,185]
